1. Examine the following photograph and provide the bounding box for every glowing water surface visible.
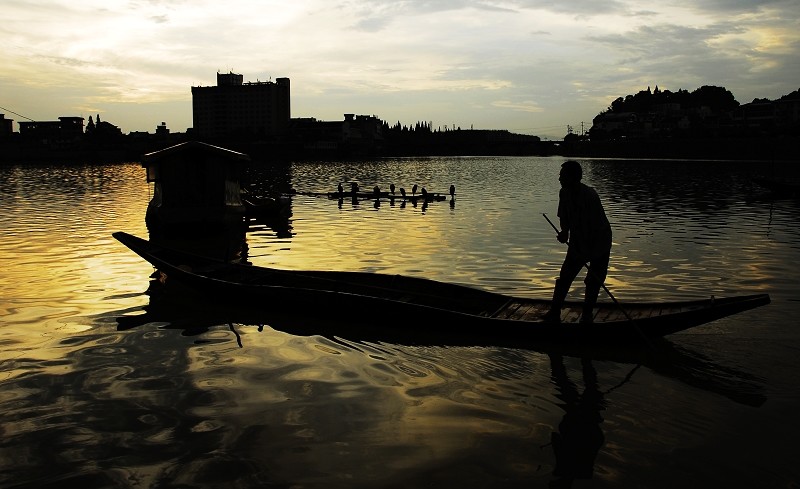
[1,157,799,488]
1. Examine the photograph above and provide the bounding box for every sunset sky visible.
[1,0,798,140]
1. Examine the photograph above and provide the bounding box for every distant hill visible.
[554,85,800,160]
[587,85,797,139]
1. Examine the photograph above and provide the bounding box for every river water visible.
[1,156,799,488]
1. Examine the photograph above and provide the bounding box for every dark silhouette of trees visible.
[604,85,739,116]
[575,85,798,160]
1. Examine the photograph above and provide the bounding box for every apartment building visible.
[191,72,290,140]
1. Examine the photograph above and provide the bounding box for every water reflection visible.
[547,354,606,488]
[587,159,760,212]
[115,277,263,347]
[0,326,223,487]
[119,214,768,415]
[2,158,794,488]
[114,267,767,408]
[104,282,769,487]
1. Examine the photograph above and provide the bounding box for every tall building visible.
[191,72,290,141]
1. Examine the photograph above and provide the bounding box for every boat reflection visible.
[110,272,767,487]
[244,196,293,239]
[142,197,292,261]
[115,273,767,411]
[114,219,766,489]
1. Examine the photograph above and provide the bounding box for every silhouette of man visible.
[543,160,612,323]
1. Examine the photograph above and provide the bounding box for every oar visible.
[542,213,651,346]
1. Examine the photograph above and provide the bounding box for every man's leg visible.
[543,253,583,322]
[581,248,610,323]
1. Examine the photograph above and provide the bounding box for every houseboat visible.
[142,141,250,236]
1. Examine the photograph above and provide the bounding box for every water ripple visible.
[1,158,797,488]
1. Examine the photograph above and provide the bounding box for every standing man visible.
[543,161,612,324]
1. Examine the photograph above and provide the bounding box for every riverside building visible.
[191,72,290,141]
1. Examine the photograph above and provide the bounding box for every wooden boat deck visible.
[490,299,704,323]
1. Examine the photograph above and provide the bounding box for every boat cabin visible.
[142,141,250,234]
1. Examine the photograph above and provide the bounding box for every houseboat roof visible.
[142,141,251,166]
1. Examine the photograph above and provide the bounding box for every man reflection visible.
[548,354,606,488]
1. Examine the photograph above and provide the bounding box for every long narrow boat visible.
[113,231,770,345]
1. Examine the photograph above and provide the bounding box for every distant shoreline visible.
[1,135,797,164]
[558,136,798,162]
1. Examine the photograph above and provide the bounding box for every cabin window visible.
[146,165,159,183]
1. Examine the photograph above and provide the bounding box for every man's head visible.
[559,160,582,187]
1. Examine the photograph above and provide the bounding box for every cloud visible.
[491,100,544,113]
[584,17,799,100]
[1,0,798,139]
[687,0,799,13]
